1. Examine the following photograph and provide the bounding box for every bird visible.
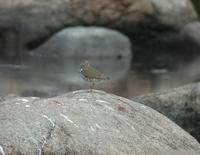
[80,60,109,91]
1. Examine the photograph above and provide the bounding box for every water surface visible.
[0,58,199,98]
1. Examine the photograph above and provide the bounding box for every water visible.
[0,58,199,98]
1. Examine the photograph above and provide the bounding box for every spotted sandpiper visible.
[80,61,109,91]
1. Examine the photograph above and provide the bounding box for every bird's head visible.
[80,60,90,69]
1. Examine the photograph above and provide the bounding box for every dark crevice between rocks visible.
[115,16,200,70]
[0,4,75,63]
[25,35,50,51]
[0,26,23,64]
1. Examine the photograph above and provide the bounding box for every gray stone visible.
[160,150,199,155]
[0,0,197,62]
[30,27,132,59]
[149,0,197,26]
[133,83,200,143]
[180,21,200,45]
[0,90,200,155]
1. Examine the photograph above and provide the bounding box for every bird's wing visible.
[88,66,108,80]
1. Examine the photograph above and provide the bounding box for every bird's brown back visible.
[80,61,109,81]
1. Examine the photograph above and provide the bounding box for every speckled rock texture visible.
[133,83,200,143]
[0,90,200,155]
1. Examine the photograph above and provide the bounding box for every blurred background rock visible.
[0,0,200,98]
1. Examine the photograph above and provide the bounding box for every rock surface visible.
[0,90,200,155]
[0,0,197,62]
[148,0,197,26]
[180,21,200,46]
[29,27,132,59]
[133,83,200,143]
[160,150,199,155]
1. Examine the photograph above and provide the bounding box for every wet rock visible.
[133,83,200,142]
[0,90,200,155]
[29,27,132,59]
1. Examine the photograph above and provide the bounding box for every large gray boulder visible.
[133,83,200,143]
[0,90,200,155]
[29,27,132,59]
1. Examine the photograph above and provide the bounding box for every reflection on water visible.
[0,58,199,98]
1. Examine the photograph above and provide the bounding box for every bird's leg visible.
[90,81,95,92]
[92,82,95,90]
[89,80,92,92]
